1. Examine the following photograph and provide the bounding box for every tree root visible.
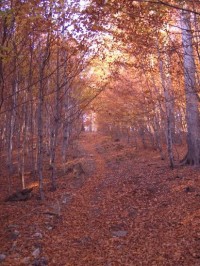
[180,152,195,166]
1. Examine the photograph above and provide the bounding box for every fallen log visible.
[5,188,33,202]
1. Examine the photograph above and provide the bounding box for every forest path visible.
[1,132,200,266]
[43,132,200,266]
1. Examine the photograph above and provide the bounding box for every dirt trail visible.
[44,132,200,266]
[1,132,200,265]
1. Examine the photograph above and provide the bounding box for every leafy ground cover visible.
[1,132,200,265]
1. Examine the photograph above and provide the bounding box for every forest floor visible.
[1,132,200,265]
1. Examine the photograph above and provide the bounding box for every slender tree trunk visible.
[21,96,28,189]
[37,34,51,199]
[150,72,166,159]
[7,54,18,191]
[37,69,45,199]
[62,51,71,172]
[28,39,36,179]
[157,45,174,168]
[0,59,4,111]
[49,46,60,190]
[153,114,165,160]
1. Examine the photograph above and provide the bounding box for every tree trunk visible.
[62,55,71,173]
[157,44,174,168]
[37,69,45,200]
[49,45,60,191]
[153,114,165,160]
[181,10,200,165]
[7,50,18,192]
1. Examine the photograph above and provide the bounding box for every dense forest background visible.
[0,0,200,199]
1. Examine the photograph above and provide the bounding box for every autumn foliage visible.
[1,0,200,264]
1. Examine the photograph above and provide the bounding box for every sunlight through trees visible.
[0,0,200,198]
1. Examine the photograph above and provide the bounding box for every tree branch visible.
[142,0,200,16]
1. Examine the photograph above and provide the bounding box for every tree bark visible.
[180,10,200,165]
[157,43,174,168]
[49,45,61,191]
[37,35,50,200]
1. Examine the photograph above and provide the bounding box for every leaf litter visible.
[1,132,200,265]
